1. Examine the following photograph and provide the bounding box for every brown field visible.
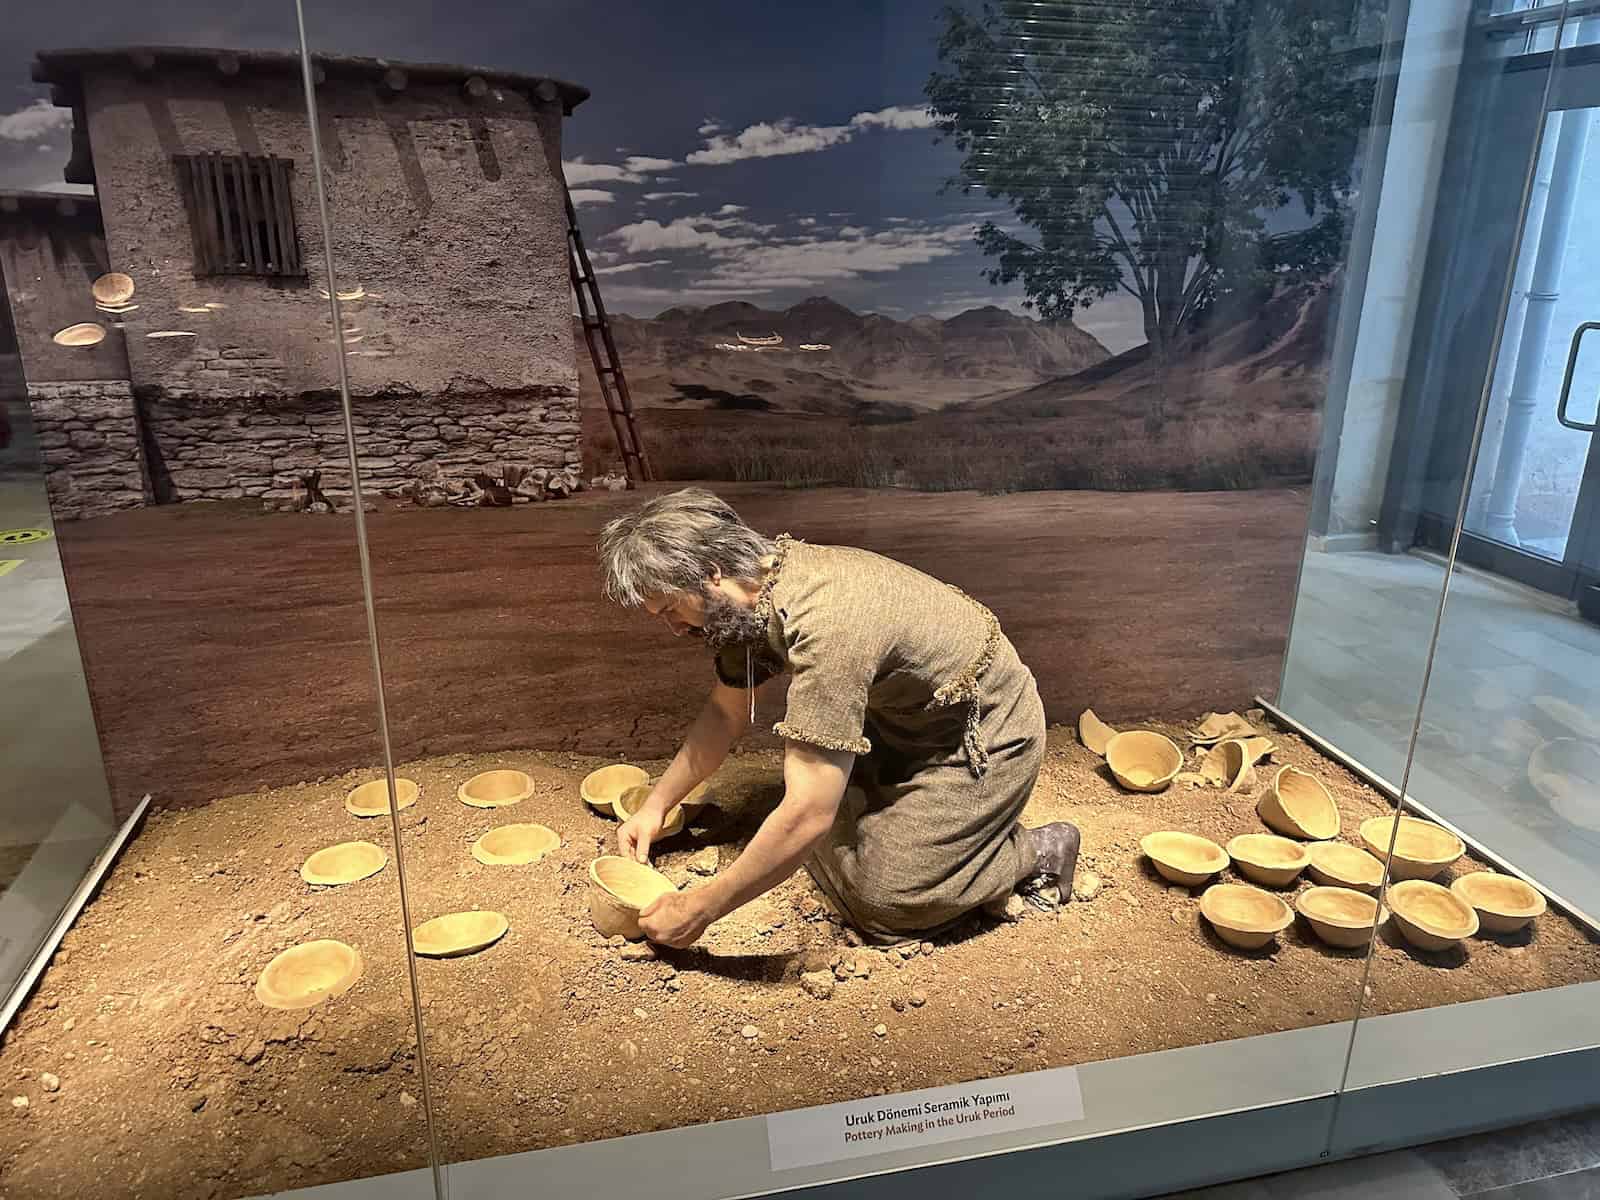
[55,483,1309,820]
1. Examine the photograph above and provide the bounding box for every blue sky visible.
[0,0,1146,348]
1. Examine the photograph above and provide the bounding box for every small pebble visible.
[920,942,935,956]
[741,1025,759,1040]
[890,996,906,1013]
[399,1091,417,1108]
[872,1024,887,1038]
[40,1074,59,1094]
[908,989,927,1008]
[12,1096,28,1111]
[62,1018,75,1033]
[633,1008,648,1021]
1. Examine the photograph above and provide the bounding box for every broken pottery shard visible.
[1199,739,1250,789]
[1190,711,1258,745]
[1077,708,1118,756]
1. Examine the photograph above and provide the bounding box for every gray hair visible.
[598,487,775,607]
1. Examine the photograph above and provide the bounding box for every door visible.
[1380,8,1600,606]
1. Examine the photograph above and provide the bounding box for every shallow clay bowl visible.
[300,840,387,885]
[1226,834,1311,888]
[613,784,688,837]
[1141,831,1229,887]
[1078,708,1117,756]
[1106,730,1183,793]
[1359,815,1465,881]
[580,764,649,813]
[589,856,677,940]
[255,940,363,1010]
[345,777,419,817]
[1296,886,1386,948]
[458,769,534,809]
[412,911,510,957]
[471,823,560,866]
[1451,872,1546,934]
[1306,841,1385,894]
[91,271,136,305]
[53,322,106,347]
[1387,879,1479,951]
[1258,766,1340,840]
[1199,884,1294,950]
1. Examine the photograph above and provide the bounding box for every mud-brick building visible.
[4,46,588,518]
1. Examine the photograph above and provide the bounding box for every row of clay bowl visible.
[578,764,702,940]
[1141,766,1546,952]
[257,769,564,1011]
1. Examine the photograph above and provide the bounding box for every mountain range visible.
[580,297,1110,418]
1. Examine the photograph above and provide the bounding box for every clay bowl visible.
[1199,884,1294,950]
[1296,886,1387,948]
[471,823,560,866]
[589,856,677,940]
[1306,841,1385,894]
[1257,766,1340,840]
[1078,708,1117,756]
[1388,879,1479,951]
[91,271,136,305]
[580,764,649,814]
[613,784,688,837]
[458,769,534,809]
[1200,739,1253,792]
[1359,814,1465,881]
[1451,872,1546,934]
[412,911,509,957]
[1528,738,1600,832]
[1140,831,1229,887]
[344,777,419,818]
[1226,834,1311,888]
[1105,731,1183,793]
[300,840,387,885]
[52,322,106,348]
[255,940,363,1010]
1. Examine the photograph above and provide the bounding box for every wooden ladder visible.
[564,179,652,484]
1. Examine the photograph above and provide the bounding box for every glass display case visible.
[1,2,1596,1199]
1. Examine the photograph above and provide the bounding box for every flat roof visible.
[34,45,590,114]
[0,190,101,226]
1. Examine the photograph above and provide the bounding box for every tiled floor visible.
[1276,546,1600,928]
[1162,1111,1600,1198]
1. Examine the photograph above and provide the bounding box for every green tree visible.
[926,0,1373,365]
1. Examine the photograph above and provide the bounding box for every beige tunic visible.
[715,536,1045,940]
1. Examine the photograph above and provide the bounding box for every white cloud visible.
[716,203,746,215]
[643,191,699,201]
[570,189,616,206]
[0,99,71,143]
[593,258,673,276]
[563,155,675,187]
[697,119,724,136]
[849,104,936,131]
[604,216,756,254]
[683,101,934,166]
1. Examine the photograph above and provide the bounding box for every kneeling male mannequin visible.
[597,488,1080,947]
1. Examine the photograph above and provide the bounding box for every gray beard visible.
[695,588,769,652]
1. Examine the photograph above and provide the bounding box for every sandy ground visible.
[53,483,1307,820]
[3,720,1598,1200]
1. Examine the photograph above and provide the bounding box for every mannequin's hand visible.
[618,806,665,863]
[638,891,713,948]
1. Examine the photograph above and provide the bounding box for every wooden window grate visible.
[175,152,304,278]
